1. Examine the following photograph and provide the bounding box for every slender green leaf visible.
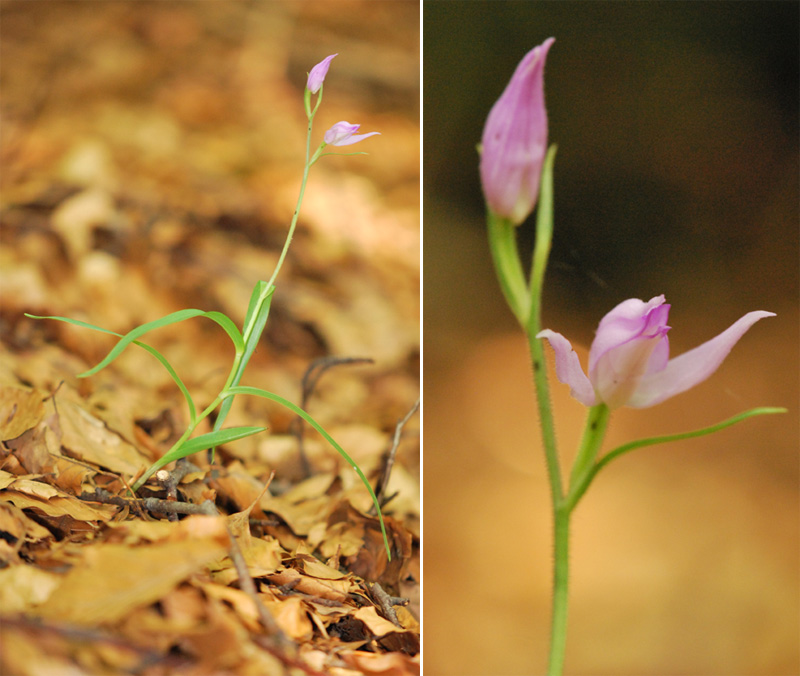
[134,343,198,424]
[57,309,244,378]
[200,311,246,356]
[172,426,266,457]
[241,283,275,368]
[214,283,274,435]
[78,309,206,376]
[223,385,393,561]
[25,314,117,336]
[131,425,266,492]
[25,313,197,423]
[566,406,787,511]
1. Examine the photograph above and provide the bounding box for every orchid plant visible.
[27,54,392,561]
[480,38,785,675]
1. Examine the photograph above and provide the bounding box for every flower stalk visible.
[480,39,784,675]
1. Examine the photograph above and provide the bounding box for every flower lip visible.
[588,296,672,409]
[480,37,555,225]
[538,295,775,409]
[307,54,338,94]
[323,121,380,146]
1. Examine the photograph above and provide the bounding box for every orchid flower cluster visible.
[480,38,784,675]
[28,55,392,561]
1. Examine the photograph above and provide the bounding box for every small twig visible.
[81,487,128,507]
[290,356,374,478]
[80,490,216,518]
[248,517,280,529]
[369,582,409,628]
[274,577,302,595]
[212,472,290,649]
[373,397,420,511]
[220,515,289,647]
[142,498,217,517]
[158,457,201,495]
[156,458,202,519]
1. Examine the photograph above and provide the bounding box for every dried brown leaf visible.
[340,649,420,676]
[0,481,117,522]
[58,399,150,475]
[0,564,62,612]
[35,515,229,625]
[0,385,46,440]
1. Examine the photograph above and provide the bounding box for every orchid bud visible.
[307,54,338,94]
[480,38,554,226]
[323,121,380,146]
[538,295,775,409]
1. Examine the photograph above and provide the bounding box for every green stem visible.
[132,394,228,491]
[548,503,571,676]
[258,93,316,304]
[520,146,573,675]
[547,403,610,674]
[526,329,563,504]
[214,86,320,440]
[568,404,610,491]
[487,211,530,326]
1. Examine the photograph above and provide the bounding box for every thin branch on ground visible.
[373,397,420,510]
[158,457,202,497]
[369,581,409,627]
[290,355,374,478]
[218,512,289,647]
[81,489,217,517]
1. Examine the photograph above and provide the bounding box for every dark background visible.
[425,0,797,341]
[423,2,799,675]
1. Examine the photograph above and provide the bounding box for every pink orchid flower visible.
[537,295,775,409]
[307,54,338,94]
[323,121,380,146]
[480,38,554,226]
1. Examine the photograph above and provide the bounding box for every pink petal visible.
[480,38,554,225]
[588,296,669,372]
[324,121,359,144]
[323,121,380,146]
[331,131,381,146]
[307,54,337,94]
[627,310,776,408]
[537,329,596,406]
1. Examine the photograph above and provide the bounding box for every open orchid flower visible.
[307,54,337,94]
[537,295,775,409]
[323,121,380,146]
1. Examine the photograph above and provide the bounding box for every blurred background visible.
[1,0,419,443]
[424,2,798,675]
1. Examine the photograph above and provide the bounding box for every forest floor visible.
[0,3,420,675]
